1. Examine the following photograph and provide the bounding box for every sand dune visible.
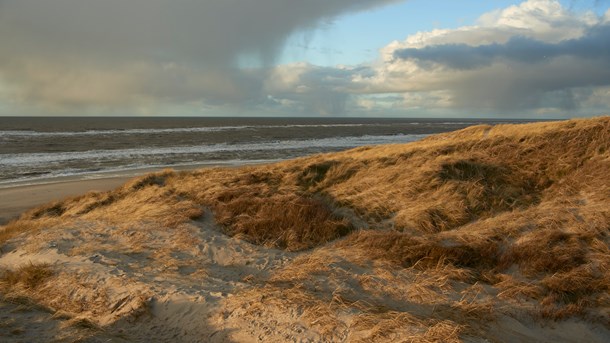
[1,117,609,342]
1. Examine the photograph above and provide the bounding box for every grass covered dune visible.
[1,117,609,342]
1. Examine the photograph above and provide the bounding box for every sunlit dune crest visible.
[1,117,609,342]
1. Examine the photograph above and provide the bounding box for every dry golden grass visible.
[8,117,607,249]
[0,219,47,246]
[214,191,352,251]
[1,263,54,290]
[351,311,463,343]
[1,116,609,340]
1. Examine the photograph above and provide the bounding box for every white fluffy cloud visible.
[381,0,610,114]
[267,0,610,117]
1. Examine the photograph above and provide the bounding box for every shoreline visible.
[0,160,281,225]
[0,159,280,190]
[0,176,131,225]
[0,164,207,225]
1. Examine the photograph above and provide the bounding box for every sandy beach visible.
[0,177,131,225]
[1,118,608,342]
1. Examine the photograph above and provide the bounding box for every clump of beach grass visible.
[1,263,54,290]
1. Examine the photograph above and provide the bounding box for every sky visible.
[0,0,609,118]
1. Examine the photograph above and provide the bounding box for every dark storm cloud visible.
[0,0,400,111]
[393,23,610,69]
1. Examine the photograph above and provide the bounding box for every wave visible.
[1,134,427,167]
[0,123,382,137]
[0,121,488,138]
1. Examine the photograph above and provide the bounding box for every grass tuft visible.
[214,193,353,251]
[0,220,45,246]
[1,263,54,290]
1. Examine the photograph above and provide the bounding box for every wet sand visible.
[0,176,131,225]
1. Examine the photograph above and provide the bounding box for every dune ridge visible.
[1,117,609,342]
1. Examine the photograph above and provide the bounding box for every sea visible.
[0,117,526,187]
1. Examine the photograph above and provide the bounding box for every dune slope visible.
[1,117,609,342]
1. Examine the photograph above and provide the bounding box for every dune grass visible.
[1,116,608,340]
[1,263,54,290]
[0,219,55,247]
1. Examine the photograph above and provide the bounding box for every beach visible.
[0,118,492,224]
[1,0,608,340]
[1,117,608,342]
[0,176,131,225]
[0,162,226,224]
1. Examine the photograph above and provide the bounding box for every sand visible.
[0,177,131,225]
[1,118,608,342]
[1,208,608,342]
[0,207,296,342]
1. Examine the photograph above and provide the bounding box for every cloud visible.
[264,62,383,115]
[374,0,610,113]
[392,24,610,70]
[0,0,400,112]
[2,0,609,117]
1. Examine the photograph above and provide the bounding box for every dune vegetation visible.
[1,117,609,342]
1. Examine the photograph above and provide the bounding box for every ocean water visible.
[0,117,522,186]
